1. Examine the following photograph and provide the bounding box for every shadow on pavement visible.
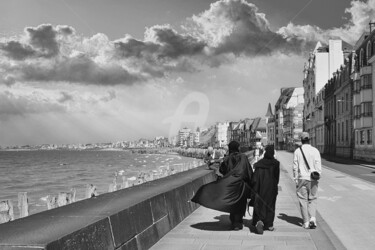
[190,214,253,232]
[190,214,231,231]
[277,213,303,227]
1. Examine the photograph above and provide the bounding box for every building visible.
[265,103,276,146]
[352,27,375,161]
[215,122,229,147]
[228,121,239,143]
[334,52,354,158]
[303,40,347,153]
[178,128,191,147]
[324,77,336,155]
[275,87,304,150]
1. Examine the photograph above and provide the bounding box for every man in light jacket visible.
[293,132,322,229]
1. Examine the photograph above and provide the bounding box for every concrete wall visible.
[0,166,216,250]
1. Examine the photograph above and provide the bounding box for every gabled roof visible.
[275,87,294,109]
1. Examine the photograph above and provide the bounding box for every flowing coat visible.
[191,152,253,214]
[251,157,280,227]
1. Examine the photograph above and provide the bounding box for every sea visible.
[0,150,203,217]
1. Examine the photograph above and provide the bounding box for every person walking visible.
[191,141,253,230]
[293,132,322,229]
[251,145,280,234]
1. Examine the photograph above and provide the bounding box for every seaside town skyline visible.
[1,0,372,147]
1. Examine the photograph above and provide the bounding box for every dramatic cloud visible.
[188,0,304,56]
[0,0,312,87]
[1,0,372,88]
[278,0,375,45]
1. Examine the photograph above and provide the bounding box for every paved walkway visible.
[151,155,344,250]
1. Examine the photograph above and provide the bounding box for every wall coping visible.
[0,165,215,250]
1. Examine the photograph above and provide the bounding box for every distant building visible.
[215,122,229,147]
[265,103,276,146]
[178,128,191,147]
[275,87,304,150]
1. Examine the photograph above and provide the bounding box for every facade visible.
[334,53,354,158]
[324,78,336,155]
[265,103,276,146]
[303,40,345,153]
[352,30,375,161]
[275,87,304,150]
[215,122,229,147]
[178,128,191,147]
[227,122,239,144]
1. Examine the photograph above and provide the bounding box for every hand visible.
[295,179,299,187]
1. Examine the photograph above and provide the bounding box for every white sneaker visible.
[302,222,310,229]
[309,217,317,229]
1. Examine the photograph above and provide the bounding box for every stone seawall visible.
[0,165,216,250]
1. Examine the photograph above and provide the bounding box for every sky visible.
[0,0,374,146]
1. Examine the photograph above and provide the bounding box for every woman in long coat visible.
[251,145,280,234]
[191,141,253,230]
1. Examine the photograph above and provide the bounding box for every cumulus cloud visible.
[278,0,375,45]
[1,0,371,87]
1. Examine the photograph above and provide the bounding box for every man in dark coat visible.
[191,141,253,230]
[251,145,280,234]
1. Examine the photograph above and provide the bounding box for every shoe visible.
[302,222,310,229]
[255,221,264,235]
[266,226,275,231]
[309,220,317,229]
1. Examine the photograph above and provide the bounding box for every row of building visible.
[174,117,268,149]
[266,23,375,162]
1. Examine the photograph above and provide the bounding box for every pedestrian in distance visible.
[191,141,253,231]
[251,145,280,234]
[204,146,224,178]
[293,132,322,229]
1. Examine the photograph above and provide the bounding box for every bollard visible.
[70,188,76,202]
[57,193,69,207]
[47,195,58,210]
[0,200,14,224]
[18,192,29,218]
[85,184,98,198]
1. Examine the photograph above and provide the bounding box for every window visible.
[368,129,372,144]
[338,123,341,142]
[356,131,359,145]
[354,105,361,119]
[346,93,349,111]
[360,49,364,67]
[361,74,372,89]
[346,120,349,142]
[360,130,365,144]
[342,121,344,143]
[367,41,372,63]
[361,102,373,117]
[354,80,361,93]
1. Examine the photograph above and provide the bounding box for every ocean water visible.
[0,150,202,217]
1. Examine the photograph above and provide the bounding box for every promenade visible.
[151,151,345,250]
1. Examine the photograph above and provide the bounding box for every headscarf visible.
[264,145,275,159]
[228,141,240,154]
